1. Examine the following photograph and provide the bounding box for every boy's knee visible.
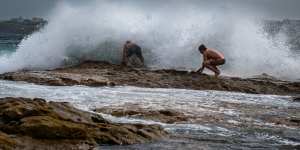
[203,62,209,66]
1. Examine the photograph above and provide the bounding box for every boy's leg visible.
[207,59,224,77]
[204,64,220,76]
[212,65,220,77]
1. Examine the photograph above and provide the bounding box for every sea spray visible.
[0,0,299,79]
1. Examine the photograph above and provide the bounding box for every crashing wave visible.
[0,0,299,79]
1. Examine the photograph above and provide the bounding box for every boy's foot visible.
[214,72,220,77]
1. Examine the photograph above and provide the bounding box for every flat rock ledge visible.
[94,104,189,124]
[0,97,167,150]
[0,61,299,95]
[293,96,300,102]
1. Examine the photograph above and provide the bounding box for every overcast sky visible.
[0,0,299,20]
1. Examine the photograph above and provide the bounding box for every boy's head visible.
[198,44,207,54]
[125,40,132,48]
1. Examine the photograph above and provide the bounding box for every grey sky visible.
[0,0,299,20]
[0,0,57,20]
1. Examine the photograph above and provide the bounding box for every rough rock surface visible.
[293,96,300,102]
[0,97,167,150]
[94,104,189,124]
[0,61,299,95]
[0,131,16,150]
[95,101,300,129]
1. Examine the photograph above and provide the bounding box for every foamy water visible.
[0,80,299,149]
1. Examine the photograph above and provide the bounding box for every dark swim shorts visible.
[209,59,226,66]
[127,44,143,58]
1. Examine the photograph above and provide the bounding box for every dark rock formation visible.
[0,18,47,50]
[0,17,47,35]
[0,131,16,150]
[293,96,300,102]
[1,61,299,95]
[94,104,189,124]
[0,97,167,149]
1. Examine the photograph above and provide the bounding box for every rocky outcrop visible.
[1,61,299,95]
[94,104,189,124]
[293,96,300,102]
[0,131,17,150]
[0,97,167,149]
[0,18,46,35]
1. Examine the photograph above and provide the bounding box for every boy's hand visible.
[197,69,203,73]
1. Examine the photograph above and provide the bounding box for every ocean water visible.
[0,34,19,55]
[0,80,299,150]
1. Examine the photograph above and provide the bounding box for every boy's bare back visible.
[205,49,224,60]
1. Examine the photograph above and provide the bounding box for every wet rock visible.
[289,118,300,125]
[0,97,167,149]
[80,78,109,86]
[94,105,189,124]
[0,61,299,95]
[250,73,279,81]
[264,116,300,127]
[19,116,88,139]
[0,131,17,150]
[293,96,300,102]
[91,114,110,124]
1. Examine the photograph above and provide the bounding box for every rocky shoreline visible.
[0,61,299,95]
[0,97,167,150]
[0,61,299,149]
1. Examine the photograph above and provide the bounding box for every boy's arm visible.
[197,62,205,73]
[122,46,128,65]
[197,65,205,73]
[197,53,207,73]
[140,55,144,63]
[137,49,144,63]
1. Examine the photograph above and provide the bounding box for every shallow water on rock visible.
[0,80,299,150]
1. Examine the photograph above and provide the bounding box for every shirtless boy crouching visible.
[122,41,145,68]
[197,44,226,77]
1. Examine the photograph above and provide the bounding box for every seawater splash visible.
[0,0,299,79]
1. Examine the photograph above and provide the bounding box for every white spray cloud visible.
[0,0,299,79]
